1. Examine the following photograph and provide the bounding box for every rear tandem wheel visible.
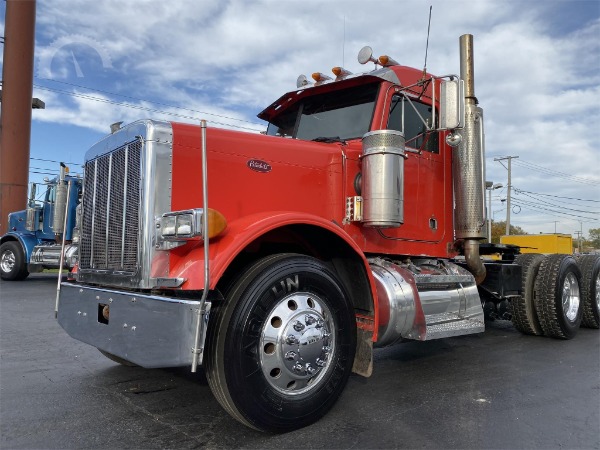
[534,254,583,339]
[511,253,545,336]
[577,254,600,329]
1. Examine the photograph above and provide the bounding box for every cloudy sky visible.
[1,0,599,238]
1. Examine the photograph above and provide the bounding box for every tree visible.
[588,228,600,249]
[490,221,528,244]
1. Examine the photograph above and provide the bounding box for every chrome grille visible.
[79,140,142,272]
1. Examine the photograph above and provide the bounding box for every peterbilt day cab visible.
[1,164,81,280]
[56,35,600,432]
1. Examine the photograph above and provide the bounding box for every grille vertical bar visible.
[79,139,142,273]
[120,146,129,268]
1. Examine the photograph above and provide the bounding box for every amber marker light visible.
[332,67,352,80]
[205,208,227,239]
[378,55,399,67]
[311,72,332,83]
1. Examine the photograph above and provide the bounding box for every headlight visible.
[161,215,177,236]
[159,208,226,241]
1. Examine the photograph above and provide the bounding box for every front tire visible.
[534,254,582,339]
[205,254,356,432]
[577,255,600,329]
[0,241,29,281]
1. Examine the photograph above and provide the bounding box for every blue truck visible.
[1,163,81,281]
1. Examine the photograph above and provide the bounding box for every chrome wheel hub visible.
[562,272,581,322]
[1,250,16,273]
[260,292,335,395]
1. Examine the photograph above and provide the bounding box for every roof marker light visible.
[378,55,399,67]
[332,67,353,80]
[312,72,333,83]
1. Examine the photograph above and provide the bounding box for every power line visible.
[512,198,598,221]
[513,159,600,186]
[35,77,265,127]
[33,83,265,132]
[514,190,600,215]
[30,157,81,165]
[30,166,60,172]
[513,188,600,203]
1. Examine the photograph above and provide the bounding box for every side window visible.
[388,95,439,153]
[46,185,56,204]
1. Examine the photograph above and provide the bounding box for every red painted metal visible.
[164,64,453,342]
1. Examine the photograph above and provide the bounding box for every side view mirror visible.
[439,79,464,130]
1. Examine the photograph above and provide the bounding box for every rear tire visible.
[534,254,582,339]
[511,254,545,335]
[0,241,29,281]
[205,254,356,432]
[577,255,600,329]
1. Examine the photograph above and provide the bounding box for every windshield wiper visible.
[311,136,347,144]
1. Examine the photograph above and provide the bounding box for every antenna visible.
[343,15,346,67]
[422,5,432,80]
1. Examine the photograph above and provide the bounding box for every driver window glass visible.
[388,95,439,153]
[46,186,56,204]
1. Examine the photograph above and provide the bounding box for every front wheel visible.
[205,254,356,432]
[1,241,29,281]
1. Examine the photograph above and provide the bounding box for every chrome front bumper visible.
[57,283,206,368]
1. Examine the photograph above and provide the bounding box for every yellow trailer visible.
[500,234,573,254]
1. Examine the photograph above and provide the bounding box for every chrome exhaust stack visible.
[53,163,69,236]
[453,34,486,284]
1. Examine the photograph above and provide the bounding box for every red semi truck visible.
[57,35,600,432]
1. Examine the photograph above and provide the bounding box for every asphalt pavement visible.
[1,273,599,449]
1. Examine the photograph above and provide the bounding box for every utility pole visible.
[486,181,503,243]
[574,231,582,254]
[494,156,519,236]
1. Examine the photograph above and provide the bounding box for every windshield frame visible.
[266,81,381,142]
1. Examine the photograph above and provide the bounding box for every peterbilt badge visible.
[247,159,272,173]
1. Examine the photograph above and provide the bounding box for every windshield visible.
[266,83,379,141]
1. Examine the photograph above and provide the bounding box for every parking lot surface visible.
[1,273,599,449]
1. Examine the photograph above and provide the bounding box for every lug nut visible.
[293,320,305,331]
[306,364,317,375]
[285,351,297,360]
[316,358,326,367]
[305,315,317,325]
[292,363,304,373]
[286,335,299,345]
